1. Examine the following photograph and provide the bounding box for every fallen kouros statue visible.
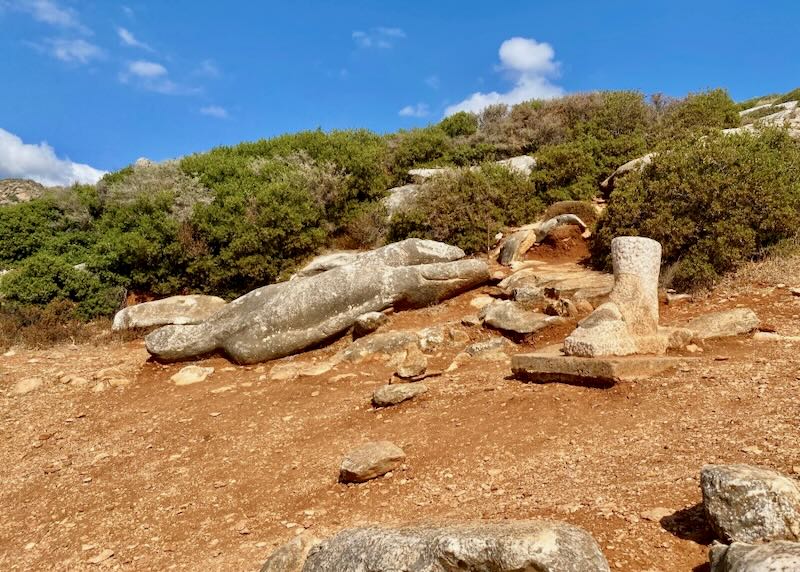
[260,520,610,572]
[498,214,589,266]
[145,239,489,364]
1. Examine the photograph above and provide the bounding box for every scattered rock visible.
[640,507,673,522]
[352,312,388,339]
[11,377,43,396]
[112,295,227,331]
[372,383,428,407]
[701,464,800,543]
[544,298,578,318]
[260,534,321,572]
[710,540,800,572]
[469,294,496,310]
[687,308,760,340]
[666,293,692,304]
[417,326,446,351]
[340,331,419,363]
[465,337,510,357]
[481,300,563,334]
[461,315,481,327]
[261,521,610,572]
[339,441,406,483]
[395,345,428,379]
[170,365,214,386]
[87,549,114,565]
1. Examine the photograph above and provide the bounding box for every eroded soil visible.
[2,254,800,571]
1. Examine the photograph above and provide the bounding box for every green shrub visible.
[387,126,452,183]
[658,89,740,139]
[439,111,478,138]
[388,164,544,253]
[591,129,800,290]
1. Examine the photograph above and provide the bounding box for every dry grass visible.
[715,238,800,295]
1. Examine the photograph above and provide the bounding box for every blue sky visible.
[1,0,798,185]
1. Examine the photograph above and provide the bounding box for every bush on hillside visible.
[591,128,800,290]
[387,126,452,184]
[657,89,740,139]
[439,111,478,138]
[388,164,544,253]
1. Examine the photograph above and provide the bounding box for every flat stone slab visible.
[511,352,685,385]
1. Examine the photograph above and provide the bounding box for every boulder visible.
[10,377,43,396]
[496,155,537,176]
[261,521,610,572]
[372,383,428,407]
[710,540,800,572]
[145,240,489,364]
[701,464,800,543]
[352,312,388,339]
[112,295,227,331]
[382,184,420,217]
[260,534,321,572]
[465,337,511,357]
[599,153,657,191]
[687,309,760,340]
[481,300,563,335]
[339,441,405,483]
[340,331,419,363]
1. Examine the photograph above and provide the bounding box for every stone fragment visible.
[687,309,760,340]
[112,295,226,331]
[372,383,428,407]
[170,365,214,386]
[481,300,563,334]
[11,377,43,396]
[352,312,389,339]
[710,540,800,572]
[395,345,428,379]
[339,441,406,483]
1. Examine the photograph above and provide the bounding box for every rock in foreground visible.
[260,521,610,572]
[710,540,800,571]
[701,464,800,543]
[112,295,227,331]
[372,383,428,407]
[145,239,488,364]
[339,441,405,483]
[687,308,760,340]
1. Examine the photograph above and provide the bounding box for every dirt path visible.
[2,267,800,571]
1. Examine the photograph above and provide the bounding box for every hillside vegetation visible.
[1,87,799,338]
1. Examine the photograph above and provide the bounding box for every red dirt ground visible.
[2,256,800,571]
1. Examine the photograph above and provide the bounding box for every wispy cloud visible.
[9,0,90,33]
[37,37,105,64]
[425,75,440,90]
[399,103,430,118]
[117,27,153,51]
[200,105,228,119]
[194,59,220,78]
[0,127,106,186]
[121,5,134,19]
[119,60,200,95]
[352,26,406,49]
[445,37,564,116]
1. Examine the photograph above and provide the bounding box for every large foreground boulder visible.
[145,240,489,364]
[701,464,800,543]
[260,521,610,572]
[112,295,226,331]
[710,540,800,571]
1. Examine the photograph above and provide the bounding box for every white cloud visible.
[0,127,106,186]
[117,27,153,51]
[9,0,90,33]
[121,5,134,18]
[398,103,430,118]
[194,59,220,78]
[200,105,228,119]
[41,38,104,64]
[352,27,406,49]
[119,60,199,95]
[445,37,564,116]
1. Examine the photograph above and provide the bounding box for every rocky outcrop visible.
[260,521,610,572]
[382,184,420,217]
[112,295,227,331]
[710,540,800,571]
[701,464,800,543]
[145,240,489,364]
[408,155,537,184]
[599,153,656,191]
[0,178,48,205]
[339,441,405,483]
[687,308,760,340]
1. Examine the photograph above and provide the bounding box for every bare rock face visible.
[564,237,670,357]
[372,383,428,407]
[260,534,321,572]
[112,295,227,331]
[260,521,610,572]
[339,441,405,483]
[701,464,800,543]
[710,540,800,572]
[687,308,760,340]
[145,240,489,364]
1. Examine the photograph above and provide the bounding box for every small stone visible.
[87,549,114,565]
[352,312,389,339]
[640,507,673,522]
[372,383,428,407]
[339,441,405,483]
[791,288,800,296]
[686,344,702,353]
[170,365,214,386]
[395,345,427,379]
[11,377,43,396]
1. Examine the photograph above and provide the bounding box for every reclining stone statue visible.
[498,214,589,265]
[145,239,489,364]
